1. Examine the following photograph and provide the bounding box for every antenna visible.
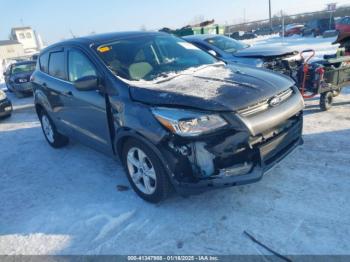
[69,29,76,38]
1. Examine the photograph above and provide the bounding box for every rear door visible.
[44,48,75,136]
[62,47,113,155]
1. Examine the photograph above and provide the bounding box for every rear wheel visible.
[39,110,69,148]
[122,139,171,203]
[320,92,333,111]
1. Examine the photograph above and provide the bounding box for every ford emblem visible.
[269,96,282,107]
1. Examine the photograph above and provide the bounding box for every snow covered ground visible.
[0,36,350,256]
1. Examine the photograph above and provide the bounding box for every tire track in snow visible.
[85,210,136,243]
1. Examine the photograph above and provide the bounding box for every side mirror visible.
[208,50,218,57]
[3,72,7,77]
[74,75,99,91]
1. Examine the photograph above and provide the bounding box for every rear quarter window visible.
[48,51,66,80]
[39,52,49,73]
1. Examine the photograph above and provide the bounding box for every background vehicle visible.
[32,32,304,203]
[3,61,36,97]
[230,31,257,40]
[184,34,301,77]
[302,18,335,37]
[282,24,305,37]
[254,28,273,36]
[0,90,13,118]
[336,16,350,34]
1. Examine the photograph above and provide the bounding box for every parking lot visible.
[0,84,349,255]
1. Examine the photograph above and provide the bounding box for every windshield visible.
[11,63,36,74]
[205,36,248,54]
[95,34,217,81]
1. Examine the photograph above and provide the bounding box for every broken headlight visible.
[152,107,228,137]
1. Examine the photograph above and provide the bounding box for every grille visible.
[238,88,294,117]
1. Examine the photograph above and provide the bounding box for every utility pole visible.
[327,3,336,30]
[281,10,285,41]
[269,0,272,30]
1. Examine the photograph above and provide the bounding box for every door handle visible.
[42,82,47,87]
[63,90,73,96]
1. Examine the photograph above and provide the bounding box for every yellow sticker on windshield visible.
[98,46,111,53]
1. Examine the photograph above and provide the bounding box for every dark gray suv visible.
[31,32,304,202]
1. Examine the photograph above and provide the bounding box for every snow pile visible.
[0,234,71,255]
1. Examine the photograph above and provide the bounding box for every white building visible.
[0,40,26,82]
[10,27,38,52]
[0,40,25,60]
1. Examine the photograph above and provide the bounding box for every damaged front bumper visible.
[12,82,33,95]
[161,111,303,195]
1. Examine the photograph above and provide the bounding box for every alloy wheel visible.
[126,147,157,195]
[42,115,54,143]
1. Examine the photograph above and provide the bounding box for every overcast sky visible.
[0,0,349,44]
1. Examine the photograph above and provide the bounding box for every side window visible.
[192,42,210,51]
[48,51,66,80]
[39,52,49,73]
[193,42,221,57]
[68,50,97,82]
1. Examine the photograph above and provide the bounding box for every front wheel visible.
[39,110,69,148]
[320,92,333,111]
[122,139,171,203]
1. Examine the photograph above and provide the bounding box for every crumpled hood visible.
[129,64,295,112]
[234,45,298,58]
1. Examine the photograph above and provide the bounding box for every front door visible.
[62,47,113,155]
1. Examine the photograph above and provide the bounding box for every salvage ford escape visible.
[31,32,304,202]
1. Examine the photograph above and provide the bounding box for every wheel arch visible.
[114,128,177,186]
[114,128,160,160]
[34,89,53,117]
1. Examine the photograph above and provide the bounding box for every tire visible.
[122,138,171,203]
[39,110,69,148]
[320,92,333,111]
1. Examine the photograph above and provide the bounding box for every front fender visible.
[113,128,178,188]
